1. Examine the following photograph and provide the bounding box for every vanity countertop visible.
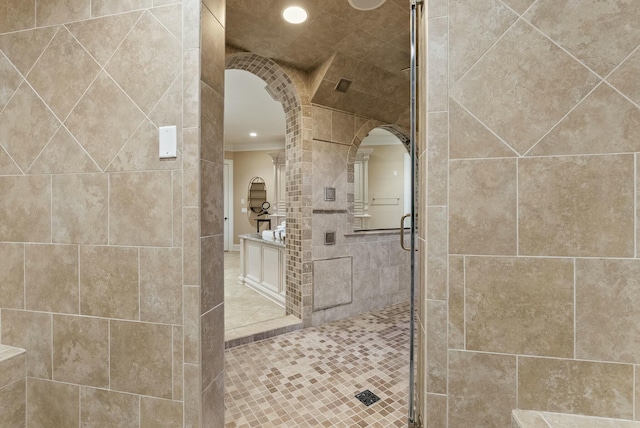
[239,233,286,248]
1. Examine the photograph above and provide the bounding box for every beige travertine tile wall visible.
[419,0,640,426]
[310,105,411,326]
[0,0,205,425]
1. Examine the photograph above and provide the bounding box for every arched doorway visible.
[225,52,312,326]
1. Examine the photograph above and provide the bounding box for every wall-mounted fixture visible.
[282,6,308,24]
[348,0,386,11]
[324,187,336,201]
[324,231,336,245]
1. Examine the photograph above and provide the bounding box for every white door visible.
[223,162,230,251]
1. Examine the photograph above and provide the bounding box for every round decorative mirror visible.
[247,177,271,231]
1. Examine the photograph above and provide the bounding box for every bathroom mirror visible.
[354,128,410,230]
[247,177,270,230]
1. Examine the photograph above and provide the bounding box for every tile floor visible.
[224,303,411,427]
[225,251,300,343]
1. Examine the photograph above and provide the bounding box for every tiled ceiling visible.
[225,0,411,125]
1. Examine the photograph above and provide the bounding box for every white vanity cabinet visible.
[238,234,286,307]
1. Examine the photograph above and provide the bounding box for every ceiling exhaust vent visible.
[334,78,353,93]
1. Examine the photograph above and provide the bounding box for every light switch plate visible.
[159,125,177,159]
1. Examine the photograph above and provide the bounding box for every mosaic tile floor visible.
[224,303,411,427]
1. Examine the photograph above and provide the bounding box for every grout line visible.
[634,364,637,421]
[573,258,578,359]
[516,159,519,256]
[636,154,638,260]
[516,355,519,409]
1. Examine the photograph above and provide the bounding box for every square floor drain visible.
[355,390,380,406]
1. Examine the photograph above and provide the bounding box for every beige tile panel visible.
[428,0,448,18]
[448,350,517,428]
[183,286,201,364]
[448,256,464,349]
[0,351,24,389]
[52,173,108,244]
[105,11,181,114]
[519,155,634,257]
[182,49,200,129]
[466,257,574,357]
[449,99,517,159]
[430,17,455,112]
[65,72,144,170]
[608,49,640,106]
[501,0,536,15]
[427,111,448,206]
[427,206,447,300]
[29,127,100,174]
[27,28,99,119]
[109,171,173,247]
[182,128,199,208]
[0,243,24,310]
[66,11,142,66]
[528,84,640,156]
[150,4,182,40]
[449,159,517,255]
[0,26,57,76]
[426,393,447,427]
[0,146,21,175]
[172,170,183,247]
[91,0,152,18]
[80,387,139,428]
[0,83,60,171]
[312,106,332,141]
[449,0,517,85]
[1,310,51,379]
[0,53,22,112]
[0,380,25,427]
[172,325,183,401]
[313,257,352,310]
[201,305,223,390]
[201,7,225,95]
[25,244,79,314]
[108,119,183,172]
[0,175,51,243]
[183,363,201,427]
[576,259,640,364]
[80,246,139,320]
[140,247,182,324]
[518,357,633,419]
[450,21,598,155]
[200,234,223,314]
[201,160,223,237]
[52,315,108,387]
[426,300,446,394]
[331,110,355,145]
[183,208,200,286]
[140,397,183,428]
[27,378,79,427]
[203,0,224,27]
[525,0,640,77]
[110,320,173,398]
[203,372,224,428]
[0,0,34,33]
[200,81,223,164]
[149,71,183,140]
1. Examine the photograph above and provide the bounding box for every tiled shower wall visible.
[311,106,411,326]
[420,0,640,426]
[0,0,203,425]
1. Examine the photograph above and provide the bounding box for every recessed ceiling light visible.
[282,6,308,24]
[249,132,258,137]
[348,0,386,10]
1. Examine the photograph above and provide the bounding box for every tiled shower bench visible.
[0,344,26,427]
[513,410,640,427]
